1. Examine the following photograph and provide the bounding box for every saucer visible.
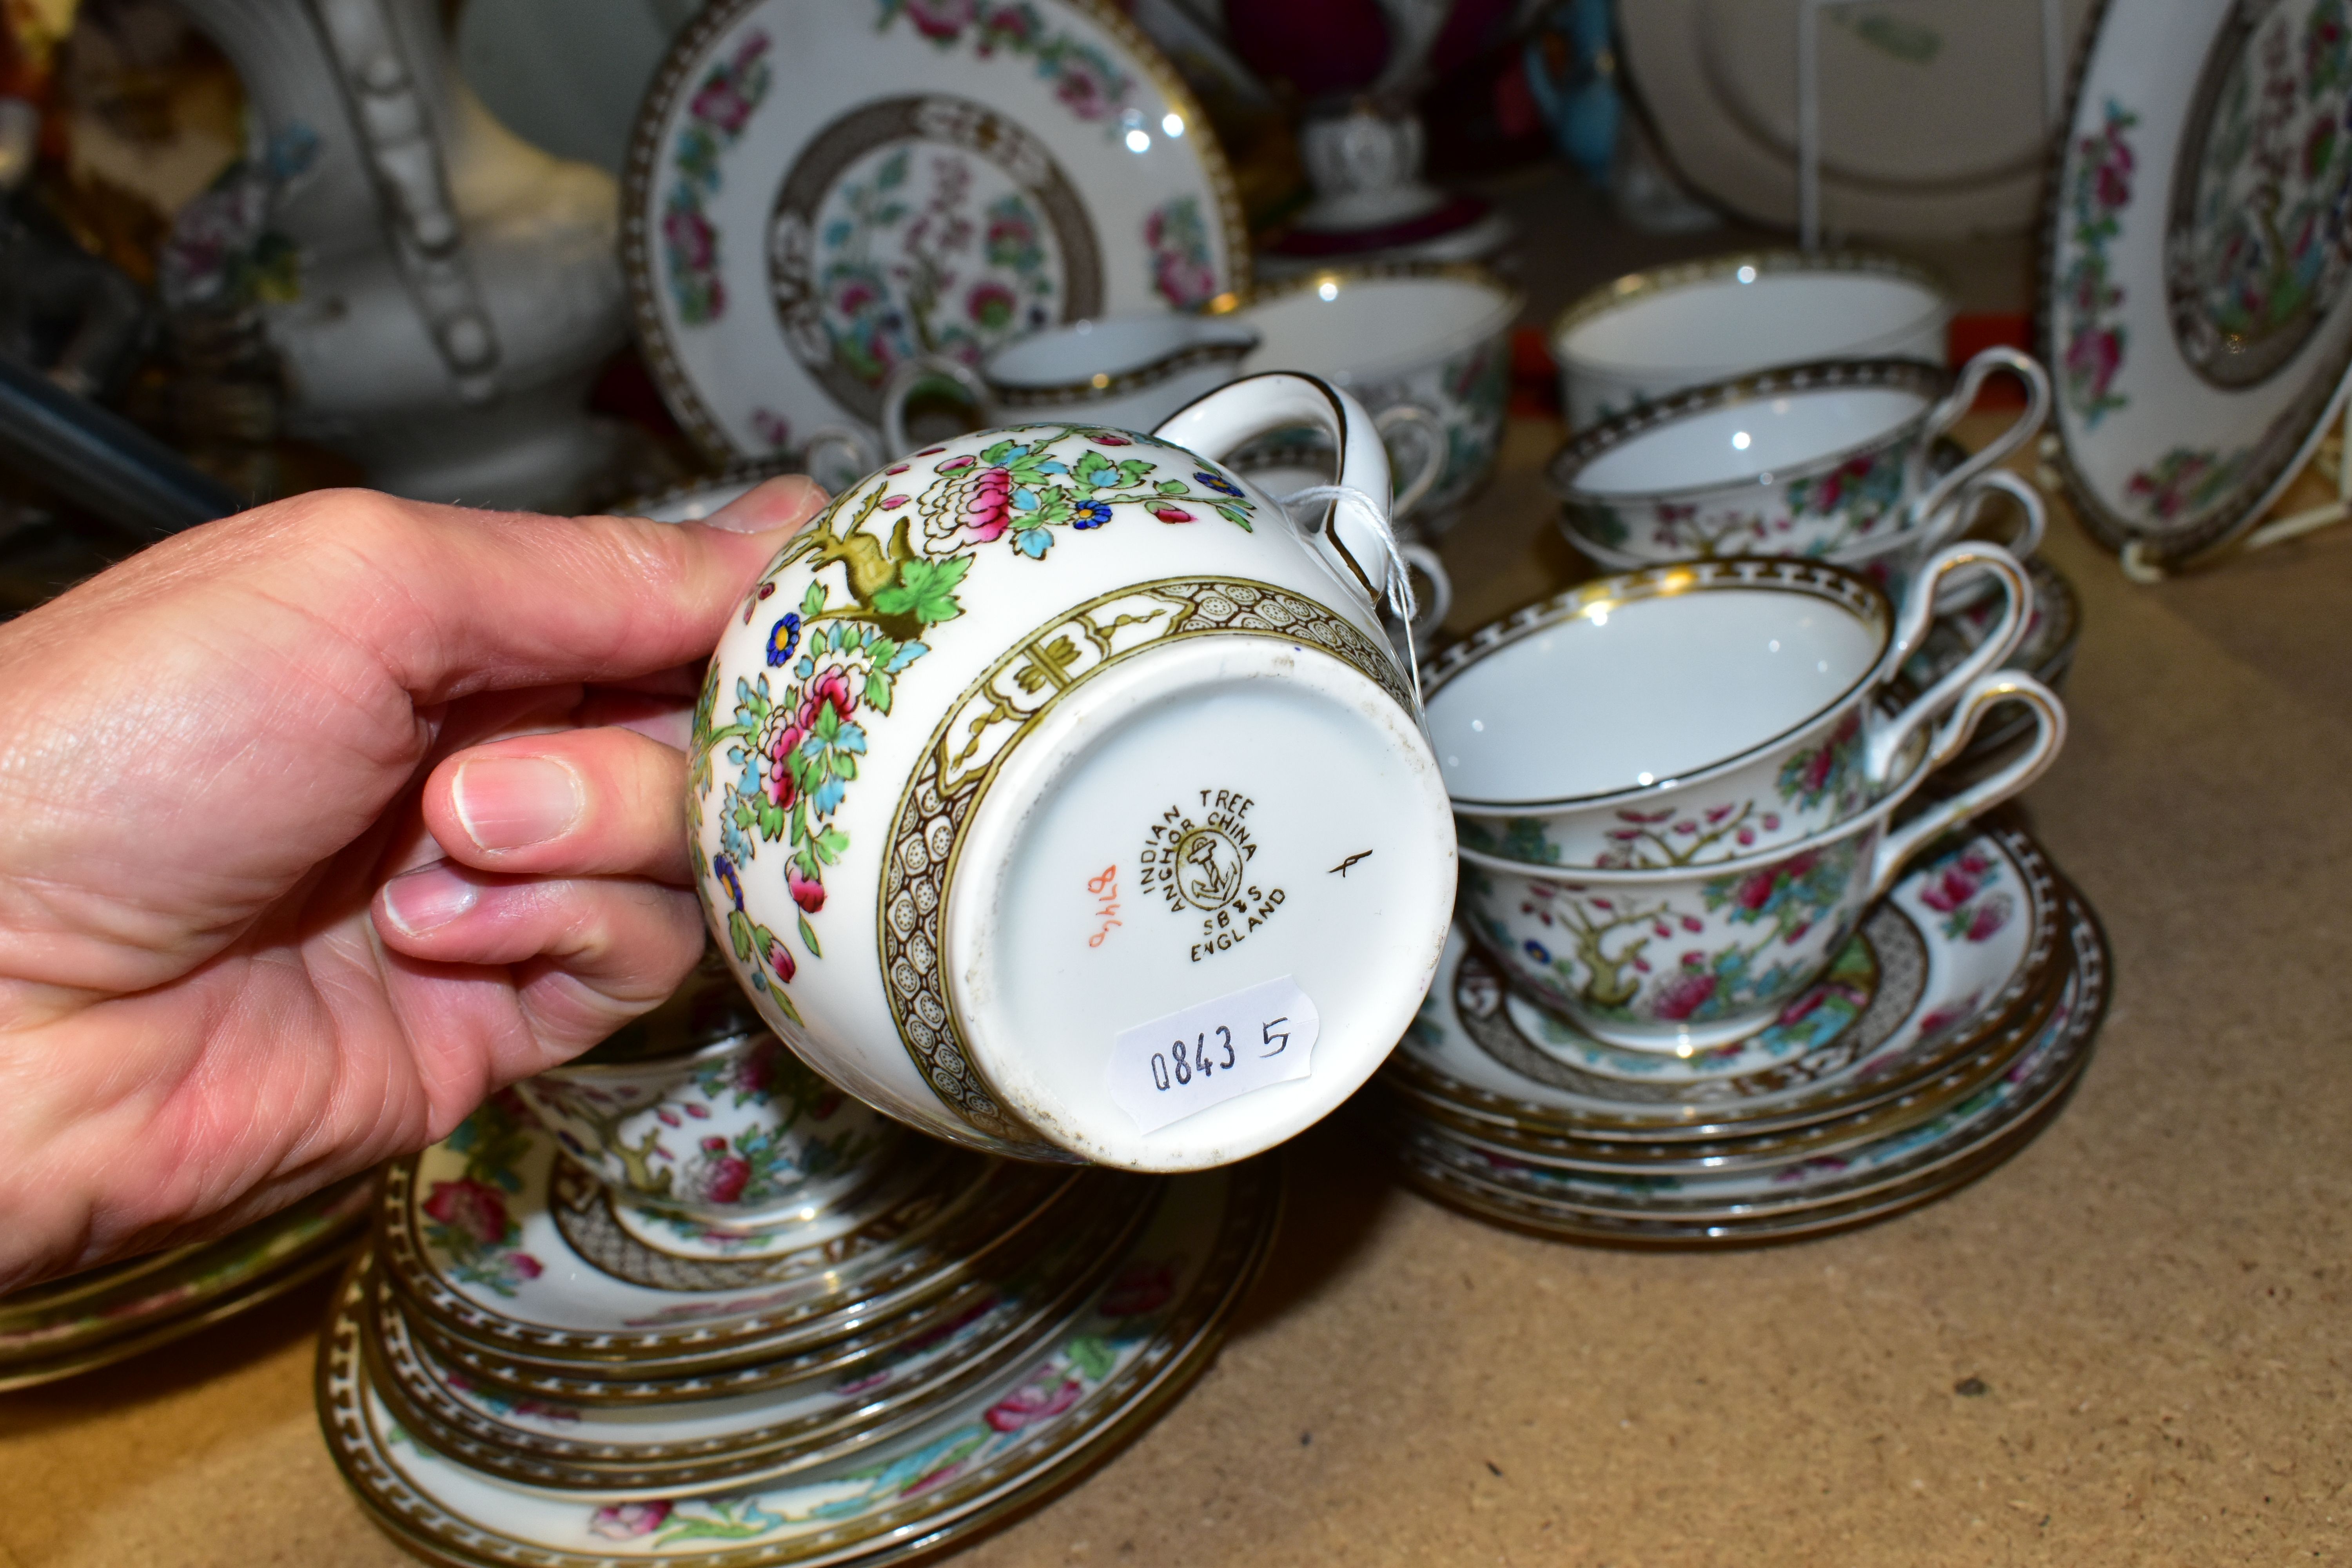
[1406,900,2102,1222]
[321,1163,1278,1566]
[1395,1065,2083,1249]
[378,1093,1088,1376]
[365,1179,1157,1492]
[1890,557,2081,767]
[0,1174,372,1391]
[1389,823,2068,1141]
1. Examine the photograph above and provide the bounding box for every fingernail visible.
[380,862,480,936]
[705,474,828,534]
[452,755,584,851]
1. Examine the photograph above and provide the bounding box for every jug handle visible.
[1154,372,1396,610]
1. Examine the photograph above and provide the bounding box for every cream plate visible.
[2042,0,2352,564]
[0,1176,372,1385]
[320,1165,1278,1565]
[1620,0,2097,237]
[624,0,1245,465]
[1388,822,2065,1139]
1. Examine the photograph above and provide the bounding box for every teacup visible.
[1546,351,2052,563]
[1428,546,2032,870]
[1564,468,2049,617]
[1208,263,1522,531]
[1460,670,2067,1051]
[1549,249,1954,430]
[510,949,898,1226]
[878,313,1258,457]
[692,372,1457,1172]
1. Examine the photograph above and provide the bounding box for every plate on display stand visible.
[2040,0,2352,568]
[622,0,1248,466]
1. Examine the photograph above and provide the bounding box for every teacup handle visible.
[1904,347,2053,527]
[880,354,989,459]
[1913,465,2048,560]
[1922,468,2048,615]
[1156,371,1395,608]
[1952,467,2047,559]
[1374,402,1448,523]
[1864,542,2034,786]
[799,425,882,492]
[1869,672,2068,898]
[1399,541,1452,645]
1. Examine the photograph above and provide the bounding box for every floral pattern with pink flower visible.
[418,1095,544,1297]
[2058,99,2138,426]
[664,34,771,326]
[588,1500,673,1540]
[691,430,1257,1011]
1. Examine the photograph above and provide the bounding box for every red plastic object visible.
[1947,312,2033,407]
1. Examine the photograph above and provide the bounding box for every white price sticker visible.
[1107,976,1321,1134]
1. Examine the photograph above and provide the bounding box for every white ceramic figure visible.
[878,313,1259,456]
[1457,671,2067,1052]
[174,0,629,507]
[690,373,1455,1170]
[1549,251,1953,431]
[1547,351,2051,564]
[1428,547,2033,870]
[1216,265,1521,531]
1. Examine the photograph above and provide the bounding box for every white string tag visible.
[1275,482,1425,714]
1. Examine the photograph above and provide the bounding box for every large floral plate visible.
[1619,0,2098,238]
[2042,0,2352,565]
[1408,903,2103,1220]
[365,1180,1155,1492]
[1387,824,2066,1141]
[320,1165,1278,1567]
[380,1094,1095,1375]
[624,0,1246,465]
[0,1175,372,1389]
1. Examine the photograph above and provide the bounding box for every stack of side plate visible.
[320,1093,1278,1566]
[1378,822,2109,1247]
[0,1176,372,1390]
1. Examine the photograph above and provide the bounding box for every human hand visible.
[0,475,827,1289]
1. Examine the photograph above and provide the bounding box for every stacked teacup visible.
[1546,340,2080,769]
[1376,546,2110,1245]
[318,951,1279,1565]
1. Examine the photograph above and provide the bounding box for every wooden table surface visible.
[4,412,2348,1568]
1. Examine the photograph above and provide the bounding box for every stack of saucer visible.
[1380,820,2108,1246]
[320,1004,1278,1564]
[1392,551,2098,1246]
[0,1175,370,1390]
